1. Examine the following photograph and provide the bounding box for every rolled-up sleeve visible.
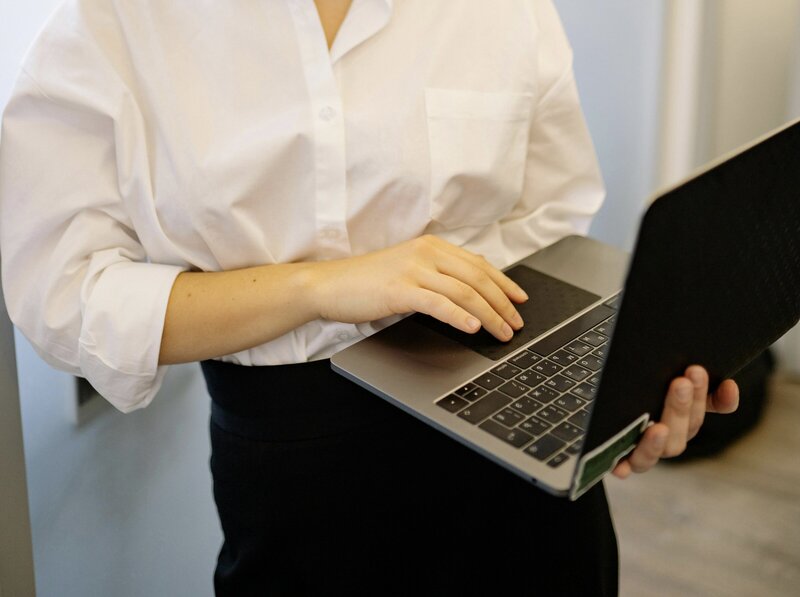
[496,0,606,263]
[0,54,185,412]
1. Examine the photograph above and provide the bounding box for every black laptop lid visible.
[584,120,800,454]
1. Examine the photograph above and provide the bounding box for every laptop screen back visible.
[584,120,800,454]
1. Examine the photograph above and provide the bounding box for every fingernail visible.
[511,311,523,329]
[466,317,481,331]
[678,383,692,402]
[501,322,513,339]
[517,287,529,301]
[654,433,667,449]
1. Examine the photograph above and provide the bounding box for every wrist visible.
[289,261,332,322]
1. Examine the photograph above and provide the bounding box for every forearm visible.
[159,235,530,366]
[158,262,319,365]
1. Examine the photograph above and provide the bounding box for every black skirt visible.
[202,359,618,596]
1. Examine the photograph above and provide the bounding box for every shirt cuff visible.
[78,261,186,413]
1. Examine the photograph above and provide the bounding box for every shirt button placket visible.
[287,0,351,259]
[315,96,350,257]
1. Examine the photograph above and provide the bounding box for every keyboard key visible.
[604,294,622,309]
[491,363,522,380]
[455,382,477,396]
[579,331,607,347]
[498,380,529,399]
[565,340,593,357]
[493,408,525,428]
[587,373,601,386]
[511,396,544,416]
[554,394,586,412]
[549,350,578,366]
[577,355,603,371]
[562,364,591,383]
[528,385,559,404]
[545,375,576,393]
[592,345,608,360]
[509,351,541,369]
[525,435,566,461]
[566,441,583,455]
[548,452,570,468]
[551,422,583,443]
[571,384,597,400]
[473,372,505,390]
[519,416,551,436]
[458,392,512,424]
[533,360,561,377]
[535,404,569,424]
[436,394,469,413]
[479,419,534,448]
[462,386,488,401]
[515,370,545,387]
[568,410,590,430]
[593,322,613,337]
[528,304,616,357]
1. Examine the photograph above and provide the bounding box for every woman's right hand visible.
[310,235,529,341]
[160,234,528,365]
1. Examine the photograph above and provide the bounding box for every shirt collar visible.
[330,0,393,64]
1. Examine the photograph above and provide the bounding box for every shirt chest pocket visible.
[425,88,533,229]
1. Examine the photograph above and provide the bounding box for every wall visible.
[704,0,800,160]
[1,2,221,595]
[554,0,666,251]
[791,13,800,118]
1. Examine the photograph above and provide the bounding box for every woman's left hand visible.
[612,366,740,479]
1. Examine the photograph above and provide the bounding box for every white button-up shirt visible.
[0,0,604,412]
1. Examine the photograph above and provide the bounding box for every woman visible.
[0,0,738,594]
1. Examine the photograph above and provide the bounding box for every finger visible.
[432,239,529,304]
[659,377,694,457]
[407,287,483,335]
[685,365,709,440]
[624,423,668,474]
[434,254,524,331]
[707,379,740,414]
[419,270,513,341]
[612,459,632,479]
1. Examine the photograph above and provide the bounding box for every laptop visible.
[331,118,800,500]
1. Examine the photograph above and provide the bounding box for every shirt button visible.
[337,332,351,342]
[319,106,337,122]
[320,227,342,240]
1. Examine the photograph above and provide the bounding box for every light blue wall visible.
[14,340,221,597]
[555,0,666,251]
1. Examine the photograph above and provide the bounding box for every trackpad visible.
[415,265,600,361]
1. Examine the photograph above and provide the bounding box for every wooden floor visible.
[606,373,800,597]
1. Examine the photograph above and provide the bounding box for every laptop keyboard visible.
[435,294,620,468]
